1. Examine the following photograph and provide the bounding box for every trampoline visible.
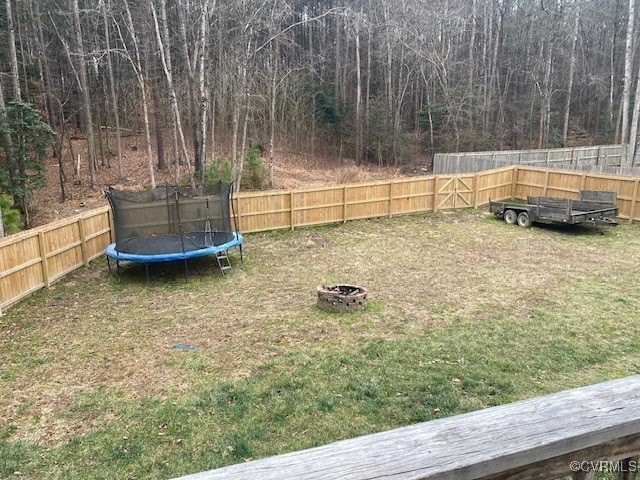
[105,182,243,280]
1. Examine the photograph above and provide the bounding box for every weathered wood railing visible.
[175,376,640,480]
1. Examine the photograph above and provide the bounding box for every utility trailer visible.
[489,190,619,227]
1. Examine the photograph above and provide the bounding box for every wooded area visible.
[2,0,640,224]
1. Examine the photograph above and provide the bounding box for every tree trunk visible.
[71,0,97,187]
[122,0,156,188]
[231,33,252,192]
[152,52,166,170]
[538,42,553,149]
[268,38,278,189]
[7,0,21,100]
[365,11,371,161]
[354,17,363,165]
[158,0,181,183]
[487,2,502,138]
[620,0,636,153]
[103,0,124,179]
[562,10,579,148]
[0,81,16,195]
[608,0,622,131]
[33,0,65,201]
[176,0,201,177]
[149,0,194,189]
[629,62,640,165]
[467,0,477,129]
[7,0,28,220]
[198,0,212,188]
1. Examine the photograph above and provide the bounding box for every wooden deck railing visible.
[175,375,640,480]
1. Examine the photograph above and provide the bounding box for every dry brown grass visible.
[1,209,639,447]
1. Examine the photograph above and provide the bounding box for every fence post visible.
[343,186,348,224]
[235,196,242,234]
[473,173,479,208]
[511,166,519,198]
[38,232,51,288]
[290,191,295,231]
[625,144,630,167]
[388,181,393,218]
[543,170,551,196]
[78,217,89,266]
[630,179,640,224]
[107,207,115,243]
[433,176,438,212]
[597,146,602,166]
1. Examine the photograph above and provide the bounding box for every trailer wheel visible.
[504,209,518,224]
[517,211,532,228]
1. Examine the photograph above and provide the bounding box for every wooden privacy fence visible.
[2,164,640,311]
[513,165,640,222]
[434,144,640,175]
[175,375,640,480]
[234,167,514,233]
[0,206,113,313]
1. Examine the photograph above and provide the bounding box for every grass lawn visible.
[1,209,640,479]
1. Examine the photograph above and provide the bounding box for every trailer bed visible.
[490,190,618,227]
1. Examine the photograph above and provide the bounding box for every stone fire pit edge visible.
[316,284,368,313]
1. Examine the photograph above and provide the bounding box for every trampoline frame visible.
[105,182,244,282]
[105,233,243,282]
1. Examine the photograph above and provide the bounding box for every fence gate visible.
[436,176,474,209]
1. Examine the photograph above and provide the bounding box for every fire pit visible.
[316,284,368,313]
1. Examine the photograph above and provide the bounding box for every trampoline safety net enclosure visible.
[105,182,243,277]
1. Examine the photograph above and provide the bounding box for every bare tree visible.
[620,0,636,156]
[7,0,21,100]
[32,0,65,200]
[149,0,195,189]
[120,0,156,188]
[562,8,579,147]
[102,0,124,179]
[71,0,98,187]
[353,12,364,166]
[197,0,213,187]
[629,60,640,165]
[0,80,16,194]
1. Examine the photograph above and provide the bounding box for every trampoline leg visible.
[116,260,121,280]
[107,256,112,276]
[184,259,189,281]
[145,264,150,285]
[239,244,244,262]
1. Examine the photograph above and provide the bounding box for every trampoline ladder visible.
[215,250,232,275]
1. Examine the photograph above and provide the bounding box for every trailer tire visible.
[517,211,532,228]
[504,209,518,224]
